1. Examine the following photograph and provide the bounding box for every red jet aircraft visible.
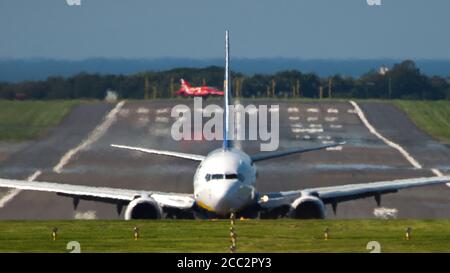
[176,79,224,97]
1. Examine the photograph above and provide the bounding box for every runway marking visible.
[303,135,311,140]
[322,141,335,145]
[0,170,42,208]
[290,122,303,128]
[289,116,300,121]
[155,116,169,123]
[74,210,97,220]
[296,128,323,134]
[135,116,149,127]
[156,108,170,114]
[327,108,339,114]
[118,109,130,117]
[291,128,302,134]
[350,101,422,169]
[325,117,338,122]
[307,108,319,113]
[330,124,343,129]
[347,109,357,114]
[269,107,279,112]
[431,168,450,186]
[326,146,343,151]
[287,107,299,113]
[351,101,448,186]
[309,124,323,128]
[136,107,149,114]
[53,101,125,173]
[373,207,398,219]
[307,117,318,122]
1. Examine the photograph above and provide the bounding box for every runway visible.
[0,99,449,220]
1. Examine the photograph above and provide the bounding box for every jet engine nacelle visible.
[124,197,162,220]
[290,195,326,219]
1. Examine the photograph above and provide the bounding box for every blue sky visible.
[0,0,449,59]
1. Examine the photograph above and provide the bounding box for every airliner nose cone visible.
[208,180,253,215]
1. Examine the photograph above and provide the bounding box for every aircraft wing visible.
[0,178,195,209]
[251,142,345,162]
[111,144,205,162]
[259,176,450,209]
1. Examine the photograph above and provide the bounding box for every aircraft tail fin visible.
[180,79,191,89]
[223,30,232,150]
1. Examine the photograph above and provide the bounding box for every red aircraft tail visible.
[180,79,191,89]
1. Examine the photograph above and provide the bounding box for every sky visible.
[0,0,449,60]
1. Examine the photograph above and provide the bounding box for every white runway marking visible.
[307,117,318,122]
[327,108,339,114]
[309,124,322,128]
[136,107,149,114]
[0,170,42,208]
[373,207,398,219]
[155,116,169,123]
[118,109,130,117]
[289,116,300,121]
[325,117,338,122]
[156,108,170,114]
[322,141,335,145]
[351,102,449,186]
[330,124,343,129]
[74,210,97,220]
[297,128,323,134]
[307,108,319,113]
[269,107,279,112]
[303,135,311,140]
[291,128,302,134]
[350,101,422,169]
[135,117,149,127]
[347,109,357,114]
[326,146,343,151]
[287,107,299,113]
[53,101,125,173]
[431,168,450,186]
[290,123,303,128]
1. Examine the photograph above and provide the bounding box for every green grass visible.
[0,220,449,253]
[395,100,450,143]
[0,100,79,141]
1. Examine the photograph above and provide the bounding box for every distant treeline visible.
[0,60,449,100]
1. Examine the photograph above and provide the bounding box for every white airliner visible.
[0,31,449,220]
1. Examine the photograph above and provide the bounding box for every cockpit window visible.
[212,174,224,180]
[205,173,241,181]
[225,174,238,179]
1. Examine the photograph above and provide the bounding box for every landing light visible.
[260,195,269,203]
